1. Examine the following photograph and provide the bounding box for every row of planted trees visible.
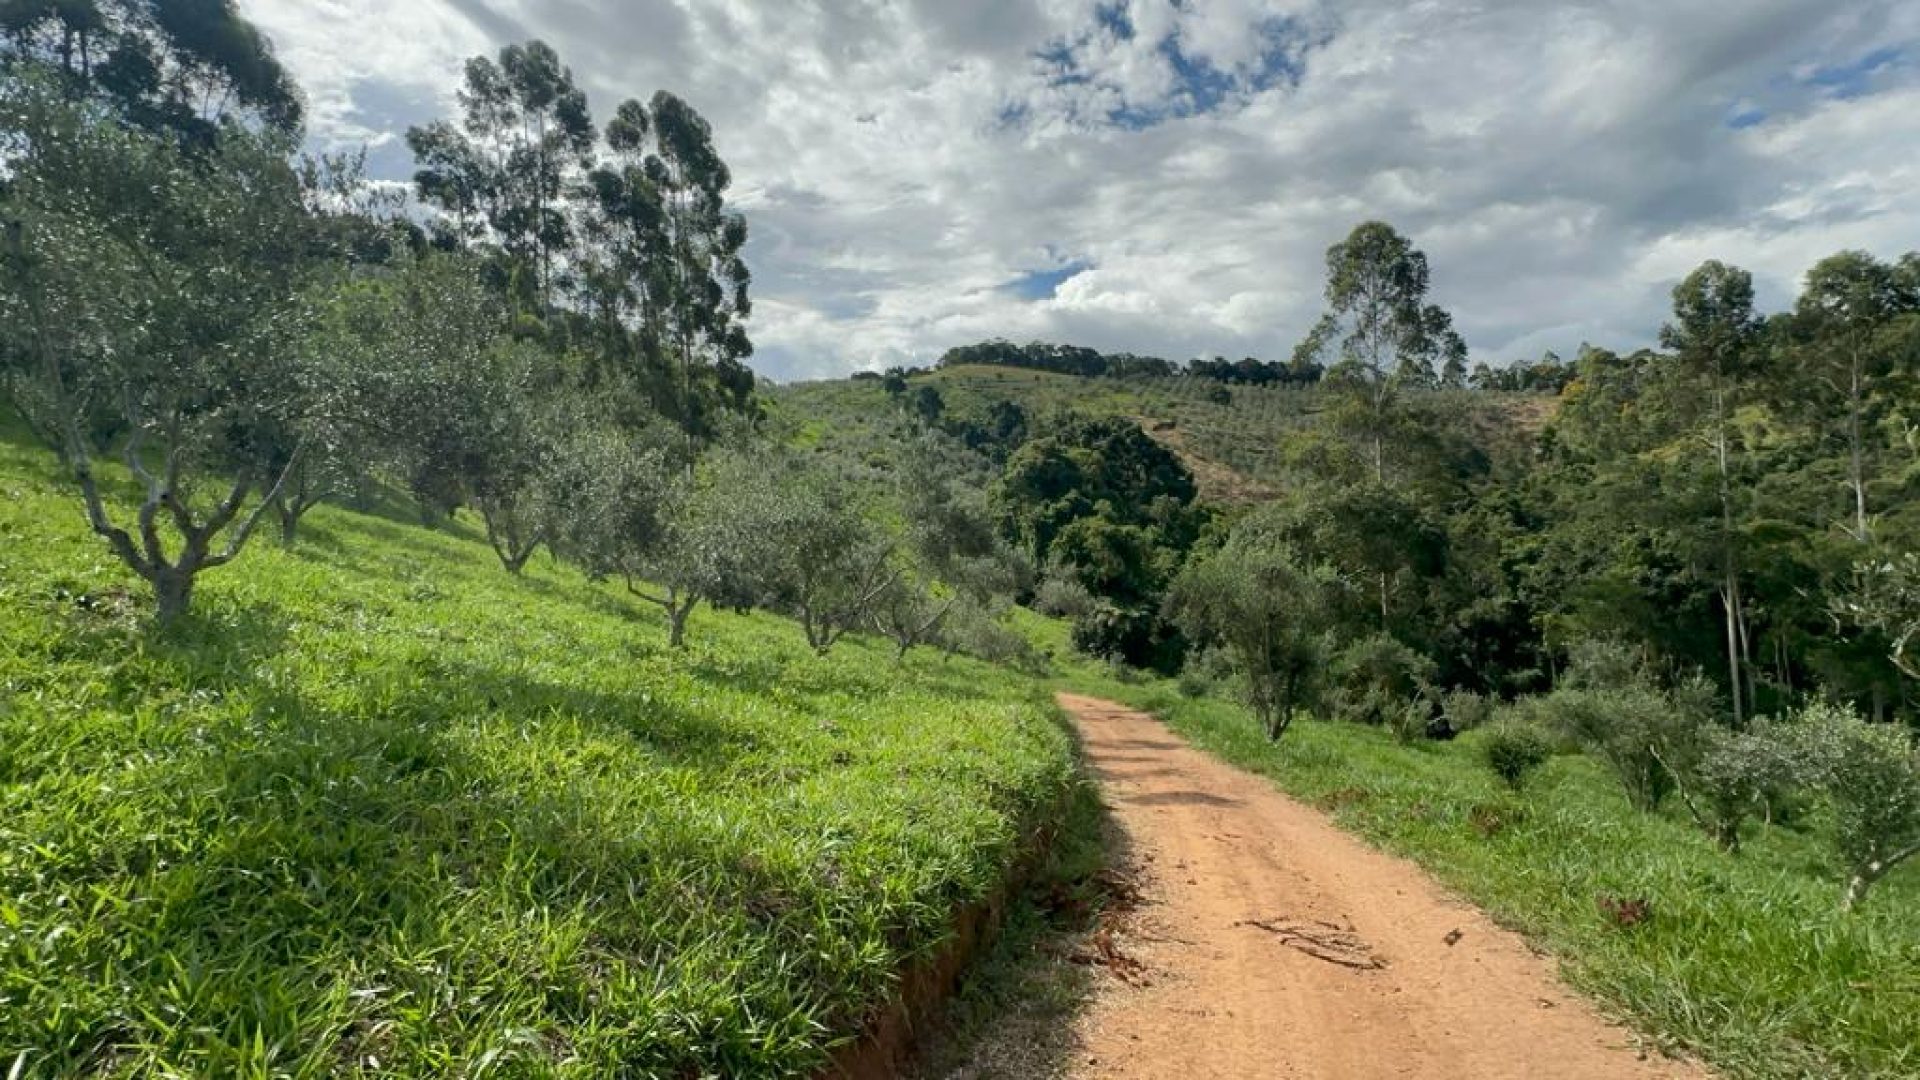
[0,14,1027,658]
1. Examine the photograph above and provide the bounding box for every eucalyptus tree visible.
[630,91,754,437]
[0,82,314,624]
[407,39,595,304]
[1292,221,1466,484]
[581,99,669,393]
[1662,261,1763,725]
[0,0,302,140]
[1785,251,1919,543]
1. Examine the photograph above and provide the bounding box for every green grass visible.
[0,422,1078,1078]
[1059,667,1920,1080]
[905,768,1110,1080]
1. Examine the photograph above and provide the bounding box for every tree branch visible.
[205,447,298,568]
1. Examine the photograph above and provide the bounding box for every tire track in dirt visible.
[1056,693,1707,1080]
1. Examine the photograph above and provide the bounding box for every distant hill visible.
[771,363,1557,507]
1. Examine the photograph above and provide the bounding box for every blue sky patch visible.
[1005,259,1093,300]
[1802,45,1904,100]
[1034,8,1319,131]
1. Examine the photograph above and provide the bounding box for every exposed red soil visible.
[1055,693,1709,1080]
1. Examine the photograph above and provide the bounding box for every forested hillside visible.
[791,228,1918,730]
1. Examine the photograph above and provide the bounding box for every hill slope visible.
[0,421,1074,1077]
[772,365,1553,506]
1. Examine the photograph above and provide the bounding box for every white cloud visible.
[241,0,1920,380]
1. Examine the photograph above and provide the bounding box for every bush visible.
[1441,689,1494,734]
[1177,646,1231,698]
[1794,701,1920,910]
[1033,570,1096,621]
[1691,719,1805,852]
[1330,634,1435,741]
[939,598,1045,672]
[1390,695,1437,746]
[1532,675,1712,812]
[1481,721,1553,790]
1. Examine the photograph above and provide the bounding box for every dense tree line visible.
[948,222,1916,905]
[936,338,1324,386]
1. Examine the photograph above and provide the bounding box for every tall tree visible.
[0,0,303,139]
[1293,221,1466,483]
[582,92,754,435]
[644,91,755,438]
[1785,251,1919,542]
[407,40,595,305]
[1662,261,1763,725]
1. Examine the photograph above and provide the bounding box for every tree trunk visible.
[1721,582,1744,728]
[668,600,691,649]
[153,567,195,627]
[277,497,300,548]
[1712,391,1745,728]
[1847,347,1870,542]
[1717,819,1741,856]
[1270,688,1295,742]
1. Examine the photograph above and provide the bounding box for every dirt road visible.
[1054,693,1705,1080]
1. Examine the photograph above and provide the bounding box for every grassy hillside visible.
[0,421,1077,1078]
[1061,659,1920,1080]
[772,365,1549,504]
[773,365,1313,491]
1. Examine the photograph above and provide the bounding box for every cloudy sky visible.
[240,0,1920,382]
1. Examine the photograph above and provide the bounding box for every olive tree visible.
[1793,702,1920,910]
[1166,535,1345,741]
[549,428,733,649]
[0,84,314,624]
[870,441,1028,660]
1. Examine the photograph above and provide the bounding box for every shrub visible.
[938,598,1044,672]
[1033,570,1096,621]
[1177,646,1231,699]
[1389,695,1437,746]
[1793,701,1920,910]
[1480,721,1553,790]
[1441,689,1494,734]
[1690,719,1804,852]
[1533,676,1712,812]
[1330,633,1436,738]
